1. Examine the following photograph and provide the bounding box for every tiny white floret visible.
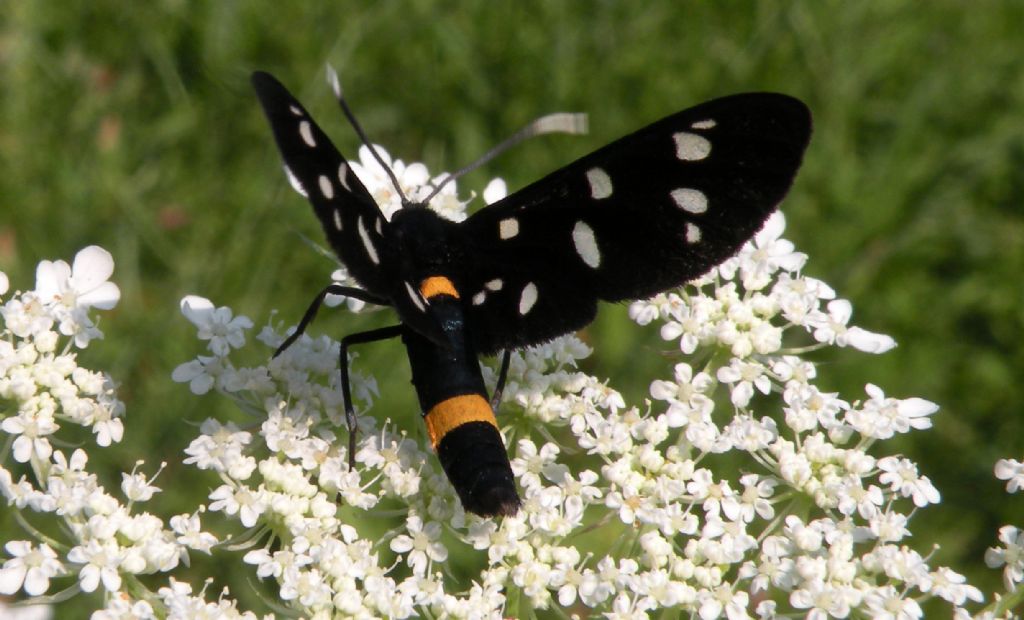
[35,246,121,311]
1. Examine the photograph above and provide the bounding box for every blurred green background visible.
[2,1,1023,616]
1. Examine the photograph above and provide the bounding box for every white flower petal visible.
[190,374,215,395]
[70,246,115,291]
[660,322,683,340]
[34,259,70,300]
[403,162,430,186]
[826,299,853,324]
[171,360,203,382]
[12,436,33,463]
[359,144,392,178]
[900,397,939,418]
[995,459,1020,480]
[483,178,508,204]
[650,380,677,401]
[23,567,50,596]
[77,281,121,310]
[78,566,99,592]
[846,327,896,353]
[776,252,808,272]
[0,564,26,595]
[180,295,215,327]
[755,211,786,244]
[865,383,884,400]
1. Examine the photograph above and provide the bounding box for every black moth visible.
[252,70,811,517]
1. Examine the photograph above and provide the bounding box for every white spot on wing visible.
[375,218,383,235]
[338,163,351,191]
[499,218,519,240]
[318,175,334,200]
[518,282,538,315]
[283,166,307,197]
[686,223,702,244]
[357,216,380,265]
[674,132,712,161]
[572,221,601,268]
[289,105,303,116]
[299,121,316,148]
[586,167,613,199]
[332,209,343,231]
[485,279,503,291]
[691,119,716,129]
[671,188,708,214]
[472,291,486,305]
[405,282,426,312]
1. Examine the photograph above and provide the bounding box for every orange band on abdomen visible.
[420,276,459,300]
[424,394,496,448]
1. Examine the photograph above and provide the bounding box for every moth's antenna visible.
[421,112,589,206]
[326,64,411,206]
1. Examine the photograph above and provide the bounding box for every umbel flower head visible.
[0,247,241,618]
[163,144,995,619]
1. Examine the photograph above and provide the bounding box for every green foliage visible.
[1,1,1022,615]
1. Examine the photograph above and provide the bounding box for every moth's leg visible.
[340,325,405,467]
[490,349,513,411]
[273,285,389,358]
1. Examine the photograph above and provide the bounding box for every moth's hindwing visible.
[458,93,812,354]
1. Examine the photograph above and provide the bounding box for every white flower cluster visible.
[0,247,233,617]
[984,458,1024,613]
[91,578,267,620]
[0,246,123,464]
[163,145,1014,618]
[4,147,1021,618]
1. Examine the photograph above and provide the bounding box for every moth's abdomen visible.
[427,396,520,517]
[403,276,520,517]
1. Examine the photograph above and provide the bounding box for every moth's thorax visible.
[389,204,463,281]
[403,294,480,409]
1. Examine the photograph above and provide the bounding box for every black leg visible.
[273,285,389,358]
[339,325,404,466]
[490,349,512,411]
